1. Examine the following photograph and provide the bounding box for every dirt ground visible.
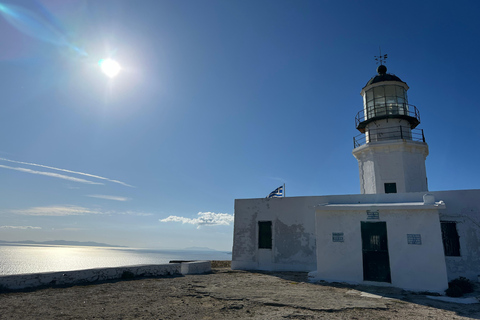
[1,264,479,319]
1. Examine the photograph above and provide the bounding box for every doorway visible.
[361,221,391,282]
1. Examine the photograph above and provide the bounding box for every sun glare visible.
[99,59,121,78]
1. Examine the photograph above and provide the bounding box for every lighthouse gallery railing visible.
[353,126,426,148]
[355,104,421,129]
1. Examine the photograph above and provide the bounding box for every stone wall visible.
[0,261,211,291]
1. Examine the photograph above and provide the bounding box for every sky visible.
[0,0,479,251]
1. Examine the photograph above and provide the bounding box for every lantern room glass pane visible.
[376,97,386,116]
[367,101,375,118]
[386,97,398,114]
[366,90,374,102]
[376,97,385,105]
[386,96,396,105]
[374,87,384,99]
[384,86,395,98]
[397,97,405,114]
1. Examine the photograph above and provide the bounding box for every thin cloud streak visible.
[160,212,234,229]
[119,211,153,216]
[0,225,41,230]
[0,164,103,185]
[0,158,134,187]
[9,206,152,217]
[11,205,104,216]
[87,194,130,201]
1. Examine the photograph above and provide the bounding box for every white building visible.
[232,64,480,293]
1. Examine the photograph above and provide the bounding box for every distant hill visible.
[0,240,126,248]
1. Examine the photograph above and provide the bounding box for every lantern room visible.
[354,65,424,147]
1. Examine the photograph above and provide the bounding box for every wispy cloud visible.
[0,225,41,230]
[0,164,103,185]
[160,212,234,228]
[11,205,104,216]
[0,158,134,187]
[9,206,152,217]
[87,194,130,202]
[119,211,153,216]
[52,227,82,231]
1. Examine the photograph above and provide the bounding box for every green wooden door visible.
[361,221,391,283]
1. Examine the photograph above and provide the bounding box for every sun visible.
[98,59,121,78]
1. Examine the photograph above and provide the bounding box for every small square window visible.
[384,183,397,194]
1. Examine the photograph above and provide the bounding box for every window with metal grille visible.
[258,221,272,249]
[441,221,460,256]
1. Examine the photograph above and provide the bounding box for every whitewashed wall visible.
[353,140,429,194]
[232,193,426,271]
[434,190,480,281]
[233,190,480,284]
[232,196,318,271]
[311,206,448,293]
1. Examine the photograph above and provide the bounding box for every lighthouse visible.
[233,57,480,292]
[352,61,428,194]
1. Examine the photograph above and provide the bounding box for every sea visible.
[0,244,231,275]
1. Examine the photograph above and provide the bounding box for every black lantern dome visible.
[364,65,405,87]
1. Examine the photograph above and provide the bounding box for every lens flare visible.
[98,59,121,78]
[0,2,87,56]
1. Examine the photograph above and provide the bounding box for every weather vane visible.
[374,47,388,66]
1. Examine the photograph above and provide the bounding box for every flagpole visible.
[283,183,285,197]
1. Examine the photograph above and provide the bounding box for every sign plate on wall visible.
[332,232,344,242]
[367,210,379,220]
[407,234,422,245]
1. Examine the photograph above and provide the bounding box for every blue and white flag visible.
[267,185,284,198]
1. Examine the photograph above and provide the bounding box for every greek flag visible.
[267,185,283,198]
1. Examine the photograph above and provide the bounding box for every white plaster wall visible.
[357,159,375,194]
[386,210,447,292]
[402,151,428,192]
[233,193,429,271]
[353,140,428,194]
[232,197,318,271]
[233,190,480,282]
[433,190,480,281]
[313,208,448,293]
[313,212,363,283]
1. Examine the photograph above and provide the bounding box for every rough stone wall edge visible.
[0,261,212,290]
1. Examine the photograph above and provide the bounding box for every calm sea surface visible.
[0,244,231,275]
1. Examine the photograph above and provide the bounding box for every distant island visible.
[0,240,127,248]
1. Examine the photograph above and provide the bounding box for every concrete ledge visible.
[0,261,211,291]
[180,261,211,275]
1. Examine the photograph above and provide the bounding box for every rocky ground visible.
[1,263,479,319]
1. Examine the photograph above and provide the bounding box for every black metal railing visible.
[353,126,425,148]
[355,104,421,128]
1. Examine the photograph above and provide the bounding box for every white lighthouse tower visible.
[352,59,428,194]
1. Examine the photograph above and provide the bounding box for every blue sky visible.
[0,0,479,251]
